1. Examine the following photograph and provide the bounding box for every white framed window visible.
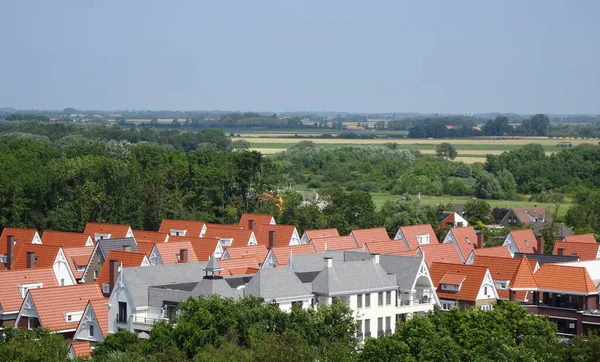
[170,229,186,237]
[441,284,460,292]
[19,283,43,298]
[417,235,430,245]
[219,238,233,247]
[65,311,83,323]
[102,283,110,294]
[94,233,111,241]
[480,304,492,311]
[441,301,456,310]
[357,294,363,309]
[0,255,6,263]
[364,293,371,308]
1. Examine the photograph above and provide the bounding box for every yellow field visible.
[239,137,596,146]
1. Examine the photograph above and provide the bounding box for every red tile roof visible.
[25,284,105,332]
[553,241,598,260]
[41,231,93,248]
[445,226,477,260]
[202,227,254,247]
[158,219,205,237]
[563,234,597,244]
[510,256,538,290]
[472,255,534,281]
[11,244,60,270]
[132,230,169,244]
[430,262,491,302]
[397,224,439,251]
[417,243,464,267]
[534,264,597,294]
[255,224,298,248]
[0,268,58,313]
[471,255,538,300]
[83,223,131,239]
[189,238,220,261]
[507,229,537,253]
[135,241,155,257]
[363,240,411,255]
[239,214,275,230]
[271,244,317,266]
[223,245,268,263]
[88,298,109,336]
[154,241,199,264]
[350,227,390,245]
[219,258,260,275]
[97,250,147,286]
[303,229,340,242]
[0,227,40,254]
[70,340,92,358]
[473,246,512,258]
[439,273,466,286]
[311,236,357,252]
[63,247,94,279]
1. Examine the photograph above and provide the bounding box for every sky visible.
[0,0,598,114]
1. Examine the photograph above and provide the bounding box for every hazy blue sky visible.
[1,0,598,113]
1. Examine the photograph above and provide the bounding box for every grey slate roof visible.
[312,258,397,296]
[287,250,346,273]
[147,276,240,307]
[192,277,240,299]
[205,255,223,272]
[98,237,138,259]
[244,268,312,302]
[343,251,425,290]
[514,252,579,266]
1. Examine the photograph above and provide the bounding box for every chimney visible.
[371,253,380,264]
[179,248,188,263]
[268,230,276,249]
[535,234,545,255]
[122,245,131,252]
[6,235,14,270]
[108,259,119,294]
[248,219,255,230]
[476,232,484,249]
[324,256,333,268]
[557,248,564,256]
[26,251,36,269]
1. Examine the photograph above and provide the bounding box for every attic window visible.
[102,283,110,294]
[19,283,43,298]
[94,233,111,241]
[170,229,186,237]
[465,237,471,244]
[65,311,83,323]
[417,235,430,245]
[441,284,460,292]
[219,238,233,247]
[524,240,531,248]
[0,255,6,263]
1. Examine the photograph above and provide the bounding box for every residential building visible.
[132,230,169,244]
[239,213,275,231]
[83,223,133,242]
[41,231,94,248]
[502,229,542,256]
[439,212,469,229]
[417,243,464,267]
[1,229,41,268]
[8,243,76,286]
[262,244,317,268]
[553,240,600,260]
[562,234,597,244]
[81,238,138,283]
[394,224,439,251]
[244,267,313,311]
[97,250,149,296]
[300,228,340,244]
[500,207,551,227]
[442,226,480,262]
[202,227,257,248]
[149,242,198,265]
[158,219,206,238]
[221,245,269,264]
[465,245,512,264]
[310,236,358,253]
[254,224,301,248]
[363,240,416,256]
[471,255,538,301]
[350,228,390,245]
[513,252,578,266]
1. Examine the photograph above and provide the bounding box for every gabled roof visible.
[96,238,138,259]
[311,236,357,253]
[514,252,579,266]
[439,274,466,286]
[83,222,132,239]
[270,244,317,266]
[472,255,536,281]
[219,258,260,276]
[255,224,298,248]
[63,247,94,279]
[97,250,147,286]
[350,227,390,245]
[510,257,538,290]
[239,214,275,229]
[363,240,415,256]
[303,229,340,242]
[0,268,58,313]
[41,231,93,248]
[430,262,492,302]
[158,219,206,237]
[473,246,512,258]
[132,230,169,244]
[136,241,155,257]
[222,245,268,262]
[154,241,199,264]
[191,276,241,299]
[506,229,537,253]
[534,264,597,294]
[11,244,60,270]
[286,250,346,273]
[563,233,597,244]
[343,252,428,291]
[396,224,439,251]
[312,259,397,296]
[553,241,599,261]
[245,267,312,301]
[506,207,550,224]
[70,340,92,358]
[444,226,478,260]
[86,298,109,336]
[0,227,40,254]
[202,227,254,246]
[417,243,464,267]
[23,284,105,332]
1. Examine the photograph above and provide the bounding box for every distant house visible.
[83,223,133,242]
[502,229,543,256]
[344,125,365,131]
[394,225,439,251]
[238,214,276,231]
[158,219,206,238]
[300,228,339,244]
[351,228,390,245]
[439,212,469,229]
[500,207,551,227]
[81,238,138,283]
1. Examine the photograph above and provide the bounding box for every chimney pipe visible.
[268,230,276,249]
[557,248,564,256]
[6,235,14,270]
[371,253,380,264]
[26,251,36,269]
[108,259,119,295]
[248,219,255,230]
[324,256,333,268]
[476,232,484,249]
[535,234,545,255]
[122,245,131,252]
[179,248,188,263]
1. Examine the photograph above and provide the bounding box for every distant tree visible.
[464,199,492,224]
[435,143,457,160]
[483,116,514,136]
[474,171,504,199]
[150,118,159,124]
[229,139,250,151]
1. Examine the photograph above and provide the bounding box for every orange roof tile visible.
[63,247,94,280]
[97,250,147,286]
[25,284,105,332]
[255,224,298,248]
[223,245,268,262]
[41,231,93,248]
[154,241,199,264]
[0,227,40,254]
[397,224,439,251]
[439,273,466,285]
[11,244,60,270]
[472,255,537,298]
[430,262,491,302]
[205,223,244,230]
[351,228,390,245]
[88,298,109,336]
[417,243,464,267]
[83,222,131,240]
[534,264,597,294]
[472,255,527,280]
[563,234,597,244]
[135,241,155,256]
[132,230,169,244]
[190,239,220,261]
[510,256,538,290]
[225,267,260,276]
[311,236,357,252]
[70,340,92,358]
[553,241,599,260]
[363,240,413,255]
[202,227,254,247]
[239,213,275,230]
[0,268,58,313]
[445,226,477,260]
[507,229,537,253]
[271,244,317,266]
[219,257,260,275]
[158,219,206,237]
[303,229,340,241]
[473,246,512,258]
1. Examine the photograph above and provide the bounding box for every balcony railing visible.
[132,315,167,325]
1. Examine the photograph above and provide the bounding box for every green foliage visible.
[435,142,458,160]
[322,189,380,235]
[474,171,504,199]
[464,199,492,224]
[0,327,69,362]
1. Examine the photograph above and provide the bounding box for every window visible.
[378,292,384,306]
[219,238,233,247]
[60,278,65,286]
[364,293,370,308]
[484,286,488,296]
[441,284,460,292]
[385,316,391,334]
[357,294,362,309]
[93,270,99,280]
[0,255,6,263]
[291,301,303,310]
[525,240,531,248]
[102,283,110,294]
[170,229,186,237]
[357,319,363,341]
[377,317,383,336]
[364,319,371,338]
[441,301,456,311]
[117,302,127,323]
[386,291,391,305]
[480,304,492,311]
[19,283,43,298]
[65,312,83,323]
[89,324,95,337]
[67,315,72,322]
[465,237,471,244]
[417,235,430,245]
[166,305,178,323]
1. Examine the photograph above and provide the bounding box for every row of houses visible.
[1,214,600,358]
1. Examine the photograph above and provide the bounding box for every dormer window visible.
[0,255,6,263]
[417,235,430,245]
[94,233,111,241]
[102,283,110,294]
[441,283,460,292]
[219,238,233,247]
[65,311,83,323]
[524,240,531,248]
[19,283,43,298]
[465,237,471,244]
[170,229,186,237]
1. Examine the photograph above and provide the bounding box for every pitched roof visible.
[417,243,464,267]
[473,246,512,258]
[239,213,275,229]
[88,298,109,336]
[135,241,155,257]
[507,229,537,253]
[154,241,199,264]
[430,262,491,302]
[363,240,415,256]
[514,252,579,266]
[439,274,466,286]
[312,259,397,296]
[0,268,58,313]
[510,256,538,290]
[96,238,138,259]
[563,233,597,244]
[244,267,312,301]
[158,219,206,237]
[445,226,477,260]
[223,245,268,263]
[534,264,597,294]
[97,250,147,286]
[25,284,105,332]
[509,207,550,224]
[0,227,40,254]
[255,224,298,248]
[303,229,340,242]
[350,227,390,245]
[202,227,254,247]
[472,255,536,281]
[218,258,260,276]
[271,244,317,266]
[553,241,599,261]
[132,230,169,244]
[70,340,92,358]
[311,236,357,253]
[41,231,93,248]
[286,250,346,273]
[396,224,439,251]
[11,244,60,270]
[191,276,240,299]
[343,252,427,291]
[63,247,94,279]
[83,222,131,239]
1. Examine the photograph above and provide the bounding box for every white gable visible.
[502,234,518,256]
[247,232,258,246]
[15,293,39,327]
[289,228,301,246]
[84,236,94,247]
[74,303,105,342]
[442,230,455,244]
[32,232,42,244]
[476,269,499,300]
[125,228,134,238]
[214,242,224,258]
[269,217,276,225]
[300,233,310,245]
[199,224,207,238]
[465,251,475,265]
[149,246,162,266]
[262,251,277,269]
[140,256,150,267]
[54,248,76,286]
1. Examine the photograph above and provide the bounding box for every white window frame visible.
[19,283,43,298]
[170,229,186,237]
[93,270,99,280]
[102,283,110,294]
[417,235,430,245]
